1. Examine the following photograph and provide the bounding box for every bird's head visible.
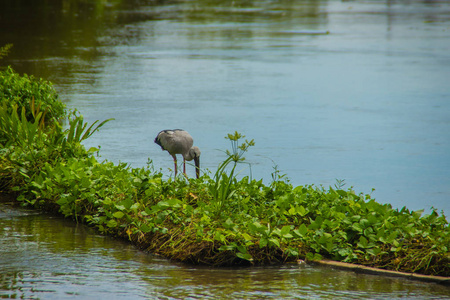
[189,146,201,178]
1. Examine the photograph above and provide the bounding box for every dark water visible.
[1,202,449,299]
[1,0,450,298]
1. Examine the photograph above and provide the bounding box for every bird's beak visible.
[194,156,200,179]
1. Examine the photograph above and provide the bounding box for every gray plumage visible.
[154,129,201,178]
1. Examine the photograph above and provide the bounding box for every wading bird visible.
[154,129,201,179]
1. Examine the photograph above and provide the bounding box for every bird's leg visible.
[182,159,189,180]
[171,154,177,178]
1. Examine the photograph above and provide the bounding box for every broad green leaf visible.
[236,252,253,261]
[140,224,153,233]
[297,205,307,216]
[242,233,253,242]
[259,238,268,248]
[280,225,291,236]
[113,211,124,219]
[106,219,117,228]
[297,224,308,237]
[219,245,235,251]
[357,236,368,249]
[269,238,280,247]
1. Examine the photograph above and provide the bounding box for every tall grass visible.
[209,131,254,218]
[0,94,113,199]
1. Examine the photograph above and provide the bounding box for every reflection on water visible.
[1,203,449,299]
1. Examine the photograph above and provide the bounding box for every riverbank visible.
[1,65,449,278]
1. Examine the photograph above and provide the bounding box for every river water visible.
[1,0,449,298]
[3,0,449,214]
[1,201,449,299]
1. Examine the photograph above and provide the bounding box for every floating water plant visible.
[0,66,449,277]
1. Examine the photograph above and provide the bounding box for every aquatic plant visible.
[0,96,112,197]
[0,65,65,123]
[209,131,254,218]
[0,67,449,277]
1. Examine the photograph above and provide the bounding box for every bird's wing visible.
[155,129,191,153]
[154,130,173,150]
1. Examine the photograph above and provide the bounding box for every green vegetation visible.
[0,44,13,60]
[0,65,449,277]
[0,65,65,124]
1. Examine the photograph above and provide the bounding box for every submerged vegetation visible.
[0,64,449,277]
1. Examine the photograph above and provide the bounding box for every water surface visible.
[1,0,449,213]
[1,202,449,299]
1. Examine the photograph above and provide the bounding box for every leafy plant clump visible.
[0,44,13,60]
[0,63,65,123]
[0,67,449,277]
